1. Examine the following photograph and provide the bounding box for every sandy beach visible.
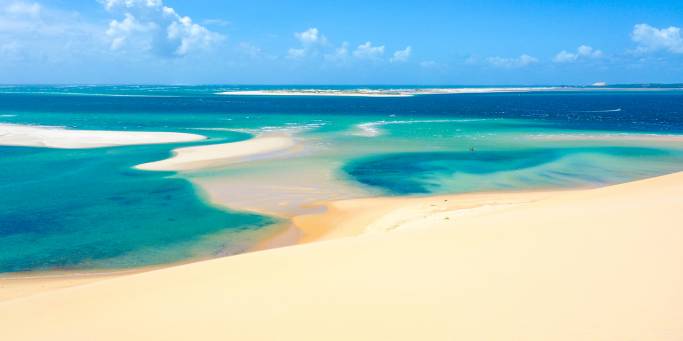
[0,269,144,301]
[1,171,682,340]
[5,0,683,339]
[135,134,297,171]
[0,123,205,149]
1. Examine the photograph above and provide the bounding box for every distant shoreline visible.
[216,86,683,97]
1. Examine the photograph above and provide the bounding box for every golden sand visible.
[1,172,682,340]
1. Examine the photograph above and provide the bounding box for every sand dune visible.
[135,134,296,171]
[0,123,204,149]
[1,172,683,340]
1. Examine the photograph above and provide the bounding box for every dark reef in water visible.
[344,147,676,195]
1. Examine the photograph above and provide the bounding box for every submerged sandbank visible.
[2,172,683,340]
[135,134,296,171]
[528,132,683,142]
[0,123,205,149]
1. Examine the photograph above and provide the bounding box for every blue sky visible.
[1,0,682,84]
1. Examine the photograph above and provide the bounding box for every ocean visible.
[1,86,683,273]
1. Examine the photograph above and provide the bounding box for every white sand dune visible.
[0,124,204,149]
[135,135,296,171]
[1,172,683,340]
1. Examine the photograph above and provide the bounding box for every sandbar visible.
[0,123,204,149]
[135,134,297,171]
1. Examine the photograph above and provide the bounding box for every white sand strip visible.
[217,87,682,97]
[2,172,683,340]
[0,124,205,149]
[216,87,561,97]
[216,90,413,97]
[135,135,296,171]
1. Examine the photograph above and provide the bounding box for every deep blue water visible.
[1,89,682,133]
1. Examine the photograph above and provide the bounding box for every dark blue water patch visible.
[0,143,275,273]
[1,91,683,133]
[343,147,678,195]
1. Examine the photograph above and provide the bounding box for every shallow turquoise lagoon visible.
[1,86,683,273]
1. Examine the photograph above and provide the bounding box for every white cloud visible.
[390,46,411,63]
[353,41,384,60]
[486,54,538,68]
[578,45,601,57]
[631,23,683,54]
[0,1,103,65]
[169,15,220,55]
[324,41,349,63]
[106,13,150,50]
[553,50,576,63]
[287,28,411,65]
[286,27,328,60]
[104,0,223,57]
[553,44,603,63]
[294,27,326,45]
[1,1,49,33]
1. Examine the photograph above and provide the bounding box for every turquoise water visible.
[1,86,683,273]
[0,137,277,272]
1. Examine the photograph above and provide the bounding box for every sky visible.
[0,0,682,85]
